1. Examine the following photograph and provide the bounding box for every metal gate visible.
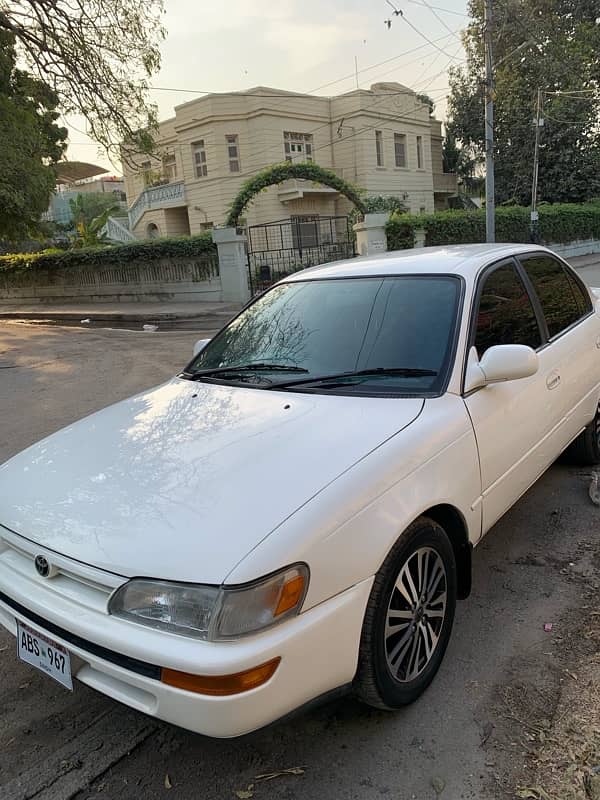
[246,215,355,295]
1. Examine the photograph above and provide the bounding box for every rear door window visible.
[565,270,593,317]
[519,255,585,338]
[473,262,542,357]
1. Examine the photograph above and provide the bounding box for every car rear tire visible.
[353,517,457,710]
[567,402,600,466]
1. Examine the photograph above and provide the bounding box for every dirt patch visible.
[482,552,600,800]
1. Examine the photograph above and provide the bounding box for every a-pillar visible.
[212,227,251,304]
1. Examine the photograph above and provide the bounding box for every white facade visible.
[122,82,457,239]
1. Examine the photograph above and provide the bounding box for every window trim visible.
[515,251,594,344]
[416,135,424,170]
[461,256,547,396]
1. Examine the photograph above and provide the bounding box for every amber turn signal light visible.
[274,574,305,617]
[161,657,281,696]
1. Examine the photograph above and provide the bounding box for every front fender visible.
[227,394,481,610]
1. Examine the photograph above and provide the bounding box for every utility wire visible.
[148,31,462,101]
[419,0,463,41]
[385,1,460,60]
[405,0,470,16]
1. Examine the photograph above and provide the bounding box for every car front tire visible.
[354,517,457,710]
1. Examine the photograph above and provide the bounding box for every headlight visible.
[108,564,309,641]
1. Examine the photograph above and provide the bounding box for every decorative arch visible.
[225,162,366,227]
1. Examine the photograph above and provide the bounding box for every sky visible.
[65,0,470,176]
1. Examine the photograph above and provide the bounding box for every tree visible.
[416,93,435,116]
[0,0,165,158]
[68,193,121,247]
[68,193,123,228]
[0,29,67,241]
[442,125,480,194]
[447,0,600,205]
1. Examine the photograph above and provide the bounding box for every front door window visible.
[474,262,542,357]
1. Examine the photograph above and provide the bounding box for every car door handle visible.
[595,335,600,350]
[546,371,561,390]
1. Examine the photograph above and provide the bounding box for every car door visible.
[516,252,600,445]
[463,258,564,534]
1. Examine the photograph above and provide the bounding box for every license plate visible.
[17,621,73,690]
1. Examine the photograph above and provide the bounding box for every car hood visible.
[0,378,423,583]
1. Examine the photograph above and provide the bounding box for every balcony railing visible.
[433,172,458,194]
[128,180,186,229]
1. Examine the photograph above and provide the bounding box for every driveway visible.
[0,322,598,800]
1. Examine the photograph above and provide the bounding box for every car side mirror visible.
[464,344,539,393]
[193,338,211,357]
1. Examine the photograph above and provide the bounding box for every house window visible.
[284,132,313,162]
[416,136,424,169]
[394,133,407,168]
[141,160,152,187]
[192,141,208,178]
[162,153,177,180]
[226,135,241,172]
[375,130,384,167]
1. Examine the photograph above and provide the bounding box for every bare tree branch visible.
[0,0,165,158]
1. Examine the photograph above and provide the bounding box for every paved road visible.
[0,322,597,800]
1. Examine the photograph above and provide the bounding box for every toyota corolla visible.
[1,243,598,737]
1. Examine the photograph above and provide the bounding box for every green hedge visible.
[386,202,600,251]
[0,232,216,274]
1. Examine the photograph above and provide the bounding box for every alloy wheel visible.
[384,546,447,683]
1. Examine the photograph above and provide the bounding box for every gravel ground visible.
[0,321,598,800]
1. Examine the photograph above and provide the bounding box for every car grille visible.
[0,524,122,614]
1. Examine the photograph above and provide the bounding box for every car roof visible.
[282,243,552,282]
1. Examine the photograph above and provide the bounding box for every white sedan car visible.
[1,243,599,738]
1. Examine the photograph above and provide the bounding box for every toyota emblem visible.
[34,555,50,578]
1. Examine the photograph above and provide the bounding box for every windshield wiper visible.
[270,367,438,389]
[186,363,309,380]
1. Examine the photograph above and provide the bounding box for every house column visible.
[353,213,389,256]
[212,227,251,304]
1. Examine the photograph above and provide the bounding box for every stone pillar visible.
[212,227,251,304]
[353,213,389,257]
[414,228,426,248]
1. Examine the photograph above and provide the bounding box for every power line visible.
[418,0,463,41]
[149,31,462,102]
[385,2,460,60]
[405,0,470,16]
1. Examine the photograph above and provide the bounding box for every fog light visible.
[160,657,281,696]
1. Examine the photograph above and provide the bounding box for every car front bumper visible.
[0,556,373,737]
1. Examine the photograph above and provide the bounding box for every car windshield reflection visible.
[186,276,461,396]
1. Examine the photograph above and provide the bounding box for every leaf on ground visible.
[254,767,305,782]
[164,774,172,790]
[517,787,552,800]
[234,788,254,799]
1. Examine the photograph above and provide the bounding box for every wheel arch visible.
[420,504,472,600]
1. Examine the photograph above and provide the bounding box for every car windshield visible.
[185,276,461,395]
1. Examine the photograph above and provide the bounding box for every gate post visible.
[212,227,251,303]
[353,213,389,256]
